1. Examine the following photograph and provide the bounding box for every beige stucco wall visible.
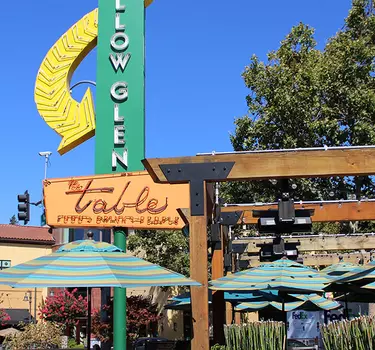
[0,243,52,320]
[126,285,185,340]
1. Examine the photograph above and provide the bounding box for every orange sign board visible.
[43,171,189,229]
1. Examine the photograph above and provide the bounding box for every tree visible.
[39,288,88,334]
[224,0,375,233]
[128,230,190,277]
[3,321,63,350]
[9,215,18,225]
[92,295,162,343]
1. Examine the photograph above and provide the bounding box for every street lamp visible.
[23,291,32,322]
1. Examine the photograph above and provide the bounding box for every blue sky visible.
[0,0,352,225]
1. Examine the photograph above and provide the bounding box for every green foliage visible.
[225,0,375,233]
[3,321,63,349]
[224,322,285,350]
[211,345,227,350]
[321,315,375,349]
[128,230,190,276]
[68,338,84,348]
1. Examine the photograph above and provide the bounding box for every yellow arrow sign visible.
[35,1,153,155]
[34,9,98,155]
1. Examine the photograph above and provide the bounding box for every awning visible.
[3,309,32,325]
[0,327,20,337]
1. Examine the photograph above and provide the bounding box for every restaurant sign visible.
[43,171,189,229]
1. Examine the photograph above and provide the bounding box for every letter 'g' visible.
[110,81,128,101]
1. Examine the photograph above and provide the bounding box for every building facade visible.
[0,224,55,325]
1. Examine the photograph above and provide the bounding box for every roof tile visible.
[0,224,55,244]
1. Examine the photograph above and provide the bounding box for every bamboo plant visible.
[223,321,285,350]
[320,315,375,350]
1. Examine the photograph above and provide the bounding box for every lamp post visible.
[23,290,32,323]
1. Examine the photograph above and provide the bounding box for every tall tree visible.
[9,215,18,225]
[224,0,375,234]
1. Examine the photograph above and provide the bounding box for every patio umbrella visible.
[323,261,375,318]
[321,260,364,277]
[209,258,331,339]
[164,290,283,311]
[332,261,375,287]
[0,327,20,337]
[209,258,330,293]
[235,294,341,312]
[165,291,213,311]
[320,259,366,317]
[0,237,200,349]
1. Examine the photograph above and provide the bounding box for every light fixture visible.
[23,291,31,302]
[49,290,54,297]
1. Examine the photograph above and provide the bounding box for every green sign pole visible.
[96,0,146,348]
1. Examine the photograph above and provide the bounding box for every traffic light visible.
[17,191,30,225]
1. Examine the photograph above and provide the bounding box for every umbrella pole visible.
[344,293,349,319]
[87,287,92,350]
[232,303,235,324]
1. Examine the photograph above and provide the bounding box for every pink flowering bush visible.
[0,309,11,325]
[92,295,162,342]
[39,288,87,331]
[0,295,10,326]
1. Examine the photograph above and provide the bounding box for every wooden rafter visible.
[142,147,375,183]
[243,252,372,267]
[234,234,375,253]
[222,201,375,224]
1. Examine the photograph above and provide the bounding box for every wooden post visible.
[212,226,226,345]
[226,301,233,324]
[190,211,209,349]
[234,311,241,325]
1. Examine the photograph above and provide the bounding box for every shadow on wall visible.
[147,286,186,340]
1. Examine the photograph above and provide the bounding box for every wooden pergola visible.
[142,146,375,350]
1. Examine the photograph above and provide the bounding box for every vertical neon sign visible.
[96,0,146,174]
[96,1,147,348]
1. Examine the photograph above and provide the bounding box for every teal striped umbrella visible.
[209,258,331,293]
[0,239,200,288]
[235,294,341,312]
[0,238,199,348]
[321,261,364,277]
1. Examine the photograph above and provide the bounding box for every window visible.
[68,229,112,243]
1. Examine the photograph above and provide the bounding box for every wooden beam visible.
[142,147,375,183]
[234,234,375,253]
[243,252,372,267]
[223,201,375,223]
